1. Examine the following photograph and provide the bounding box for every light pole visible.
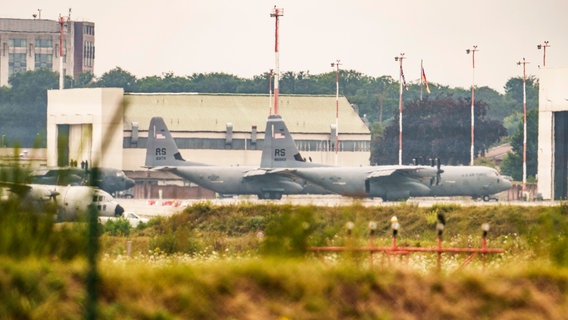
[268,69,273,115]
[331,60,341,164]
[517,58,529,194]
[395,53,406,165]
[537,41,550,67]
[466,46,478,166]
[58,15,65,90]
[270,6,284,115]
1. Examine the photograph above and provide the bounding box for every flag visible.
[400,64,408,91]
[421,63,431,94]
[156,132,165,139]
[273,131,285,139]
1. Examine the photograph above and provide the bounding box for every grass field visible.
[1,201,568,319]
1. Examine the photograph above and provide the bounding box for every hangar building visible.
[46,88,371,178]
[538,67,568,200]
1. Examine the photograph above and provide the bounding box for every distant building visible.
[0,17,94,86]
[537,67,568,200]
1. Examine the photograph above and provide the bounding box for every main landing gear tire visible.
[259,192,283,200]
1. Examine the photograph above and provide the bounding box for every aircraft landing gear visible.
[258,192,283,200]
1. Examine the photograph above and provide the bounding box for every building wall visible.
[47,88,124,168]
[537,67,568,200]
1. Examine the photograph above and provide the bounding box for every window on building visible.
[83,41,95,67]
[35,53,53,69]
[9,53,27,77]
[35,38,53,48]
[8,39,27,48]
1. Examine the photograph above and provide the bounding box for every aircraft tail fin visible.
[261,115,322,168]
[145,117,203,167]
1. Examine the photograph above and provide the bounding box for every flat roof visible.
[123,93,370,135]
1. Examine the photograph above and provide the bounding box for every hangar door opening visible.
[554,111,568,200]
[56,124,92,167]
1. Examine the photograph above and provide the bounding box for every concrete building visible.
[0,17,94,86]
[47,88,371,173]
[537,67,568,200]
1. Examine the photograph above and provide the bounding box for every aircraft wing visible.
[243,168,296,178]
[0,181,33,196]
[366,166,438,180]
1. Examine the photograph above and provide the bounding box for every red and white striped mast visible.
[395,53,406,165]
[466,45,478,166]
[517,58,529,193]
[270,6,284,115]
[331,60,341,164]
[58,14,65,89]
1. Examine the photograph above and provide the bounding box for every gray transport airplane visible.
[144,115,329,199]
[288,159,513,201]
[28,167,135,196]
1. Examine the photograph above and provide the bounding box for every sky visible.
[4,0,568,93]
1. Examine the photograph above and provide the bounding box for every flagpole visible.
[395,53,406,165]
[420,60,424,101]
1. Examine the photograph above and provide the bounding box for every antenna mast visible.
[270,6,284,115]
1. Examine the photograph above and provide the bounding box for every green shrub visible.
[102,218,131,236]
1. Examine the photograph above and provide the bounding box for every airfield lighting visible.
[270,6,284,115]
[436,222,445,237]
[466,45,478,166]
[394,53,406,165]
[331,60,342,164]
[516,58,529,194]
[481,223,490,238]
[537,41,550,67]
[390,216,400,236]
[345,221,354,236]
[368,221,377,236]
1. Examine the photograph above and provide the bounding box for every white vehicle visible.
[99,212,149,227]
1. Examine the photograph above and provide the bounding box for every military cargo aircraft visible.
[1,182,125,221]
[29,167,135,196]
[287,159,513,201]
[145,116,315,199]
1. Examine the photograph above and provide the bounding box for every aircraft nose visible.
[500,175,513,190]
[114,204,125,216]
[125,178,135,189]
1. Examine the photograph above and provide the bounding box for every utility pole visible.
[58,15,65,90]
[395,53,406,165]
[537,41,550,67]
[517,58,529,194]
[331,60,341,164]
[268,69,273,115]
[466,45,478,166]
[270,6,284,115]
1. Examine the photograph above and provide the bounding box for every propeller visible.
[48,189,60,201]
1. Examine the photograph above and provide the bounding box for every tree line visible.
[0,68,539,180]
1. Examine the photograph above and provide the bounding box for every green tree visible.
[372,96,507,165]
[73,71,95,88]
[94,67,138,92]
[501,108,538,181]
